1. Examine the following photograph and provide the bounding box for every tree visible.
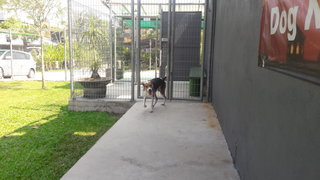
[6,0,63,89]
[0,0,6,9]
[0,16,22,29]
[118,47,131,69]
[0,17,38,46]
[43,43,66,69]
[81,15,108,79]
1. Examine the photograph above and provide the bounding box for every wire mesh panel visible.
[70,0,132,100]
[122,0,164,99]
[172,12,202,100]
[103,0,165,99]
[69,0,206,101]
[137,1,164,98]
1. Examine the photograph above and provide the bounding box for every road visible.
[0,70,70,81]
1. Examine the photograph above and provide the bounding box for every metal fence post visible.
[155,15,159,78]
[206,0,217,103]
[167,0,175,100]
[136,0,141,97]
[131,0,135,101]
[64,28,68,81]
[170,0,175,100]
[67,0,74,99]
[167,0,171,99]
[149,38,152,70]
[109,6,114,82]
[114,25,117,81]
[200,0,208,102]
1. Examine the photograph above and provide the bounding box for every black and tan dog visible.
[141,77,167,112]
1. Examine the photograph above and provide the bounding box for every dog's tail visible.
[162,77,167,81]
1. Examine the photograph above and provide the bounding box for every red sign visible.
[259,0,320,81]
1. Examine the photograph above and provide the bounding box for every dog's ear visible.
[141,82,145,87]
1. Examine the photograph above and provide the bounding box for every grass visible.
[0,81,117,179]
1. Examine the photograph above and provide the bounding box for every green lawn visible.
[0,81,117,179]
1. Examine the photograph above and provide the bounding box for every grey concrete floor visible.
[62,102,240,180]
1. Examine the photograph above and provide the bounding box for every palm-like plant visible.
[81,15,107,79]
[73,13,111,98]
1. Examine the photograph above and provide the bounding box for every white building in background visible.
[0,33,24,50]
[0,10,8,23]
[0,31,56,51]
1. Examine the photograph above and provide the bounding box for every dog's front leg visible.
[143,95,147,108]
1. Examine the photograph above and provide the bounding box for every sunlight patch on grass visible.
[73,132,97,136]
[4,132,26,137]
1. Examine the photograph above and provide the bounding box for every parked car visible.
[0,50,36,78]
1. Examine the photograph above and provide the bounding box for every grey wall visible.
[210,0,320,180]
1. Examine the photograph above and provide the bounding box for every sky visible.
[0,0,68,28]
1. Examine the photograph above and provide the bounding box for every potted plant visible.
[77,15,111,98]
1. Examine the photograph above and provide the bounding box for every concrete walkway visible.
[62,102,240,180]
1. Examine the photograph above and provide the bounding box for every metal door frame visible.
[133,0,206,101]
[166,0,205,101]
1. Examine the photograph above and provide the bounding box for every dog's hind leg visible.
[150,95,154,113]
[153,94,158,107]
[160,88,167,105]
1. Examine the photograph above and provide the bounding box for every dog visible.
[141,77,167,112]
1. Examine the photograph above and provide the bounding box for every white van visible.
[0,50,36,78]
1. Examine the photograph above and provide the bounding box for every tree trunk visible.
[41,34,46,89]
